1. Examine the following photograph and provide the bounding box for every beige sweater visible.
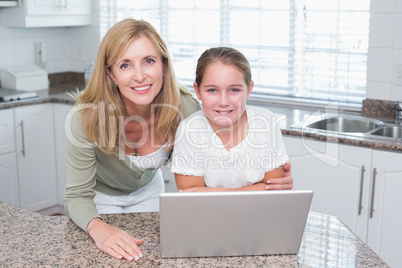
[64,93,200,231]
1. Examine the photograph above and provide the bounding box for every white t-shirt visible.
[170,105,289,188]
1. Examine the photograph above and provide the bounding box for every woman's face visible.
[194,62,253,130]
[106,35,164,111]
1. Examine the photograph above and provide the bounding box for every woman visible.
[65,19,293,262]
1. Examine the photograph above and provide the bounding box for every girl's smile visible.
[215,109,234,115]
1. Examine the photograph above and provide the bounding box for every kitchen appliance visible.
[0,88,38,103]
[1,65,48,91]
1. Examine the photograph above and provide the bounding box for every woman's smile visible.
[132,84,152,94]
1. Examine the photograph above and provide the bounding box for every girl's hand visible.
[86,218,144,261]
[265,162,294,190]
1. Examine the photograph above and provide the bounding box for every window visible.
[100,0,370,107]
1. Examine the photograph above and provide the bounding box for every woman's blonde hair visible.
[76,19,191,154]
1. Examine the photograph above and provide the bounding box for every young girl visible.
[171,47,289,191]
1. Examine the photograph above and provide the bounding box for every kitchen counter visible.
[1,80,402,152]
[0,201,388,267]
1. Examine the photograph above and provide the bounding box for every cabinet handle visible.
[358,165,365,215]
[370,168,377,218]
[19,120,25,157]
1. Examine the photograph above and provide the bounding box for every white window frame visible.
[100,0,370,110]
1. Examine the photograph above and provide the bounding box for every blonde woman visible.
[65,19,200,261]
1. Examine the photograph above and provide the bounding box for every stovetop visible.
[0,88,39,103]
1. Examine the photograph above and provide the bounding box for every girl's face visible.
[106,35,164,111]
[194,62,253,130]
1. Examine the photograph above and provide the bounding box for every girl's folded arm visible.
[175,166,285,192]
[175,173,206,191]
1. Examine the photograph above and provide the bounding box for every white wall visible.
[366,0,402,101]
[0,0,402,102]
[0,0,101,74]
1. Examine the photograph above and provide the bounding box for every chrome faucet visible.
[396,101,402,125]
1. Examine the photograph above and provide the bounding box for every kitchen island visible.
[0,201,388,267]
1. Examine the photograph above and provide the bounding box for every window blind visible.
[100,0,370,106]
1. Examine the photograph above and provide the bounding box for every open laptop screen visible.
[159,190,313,258]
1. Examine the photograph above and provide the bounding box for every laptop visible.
[159,190,313,258]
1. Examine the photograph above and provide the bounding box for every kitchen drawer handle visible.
[370,168,377,218]
[19,120,25,157]
[358,165,365,215]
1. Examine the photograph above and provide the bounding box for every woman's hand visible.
[86,218,144,261]
[265,162,294,190]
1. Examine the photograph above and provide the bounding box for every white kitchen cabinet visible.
[0,109,19,206]
[0,0,91,27]
[284,135,402,267]
[26,0,91,16]
[0,109,15,155]
[15,104,58,212]
[367,150,402,268]
[283,136,372,240]
[161,166,178,192]
[0,153,19,206]
[53,103,73,207]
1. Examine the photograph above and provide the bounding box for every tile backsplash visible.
[0,0,100,74]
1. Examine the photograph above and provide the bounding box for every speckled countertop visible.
[0,201,388,267]
[1,79,402,152]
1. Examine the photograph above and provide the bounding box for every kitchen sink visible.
[370,125,402,139]
[306,116,383,133]
[299,114,402,141]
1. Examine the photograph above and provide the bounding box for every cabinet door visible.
[0,109,15,155]
[283,136,372,241]
[368,150,402,268]
[53,104,73,206]
[0,109,19,206]
[161,166,178,192]
[0,0,91,27]
[27,0,90,15]
[0,153,19,206]
[15,104,57,212]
